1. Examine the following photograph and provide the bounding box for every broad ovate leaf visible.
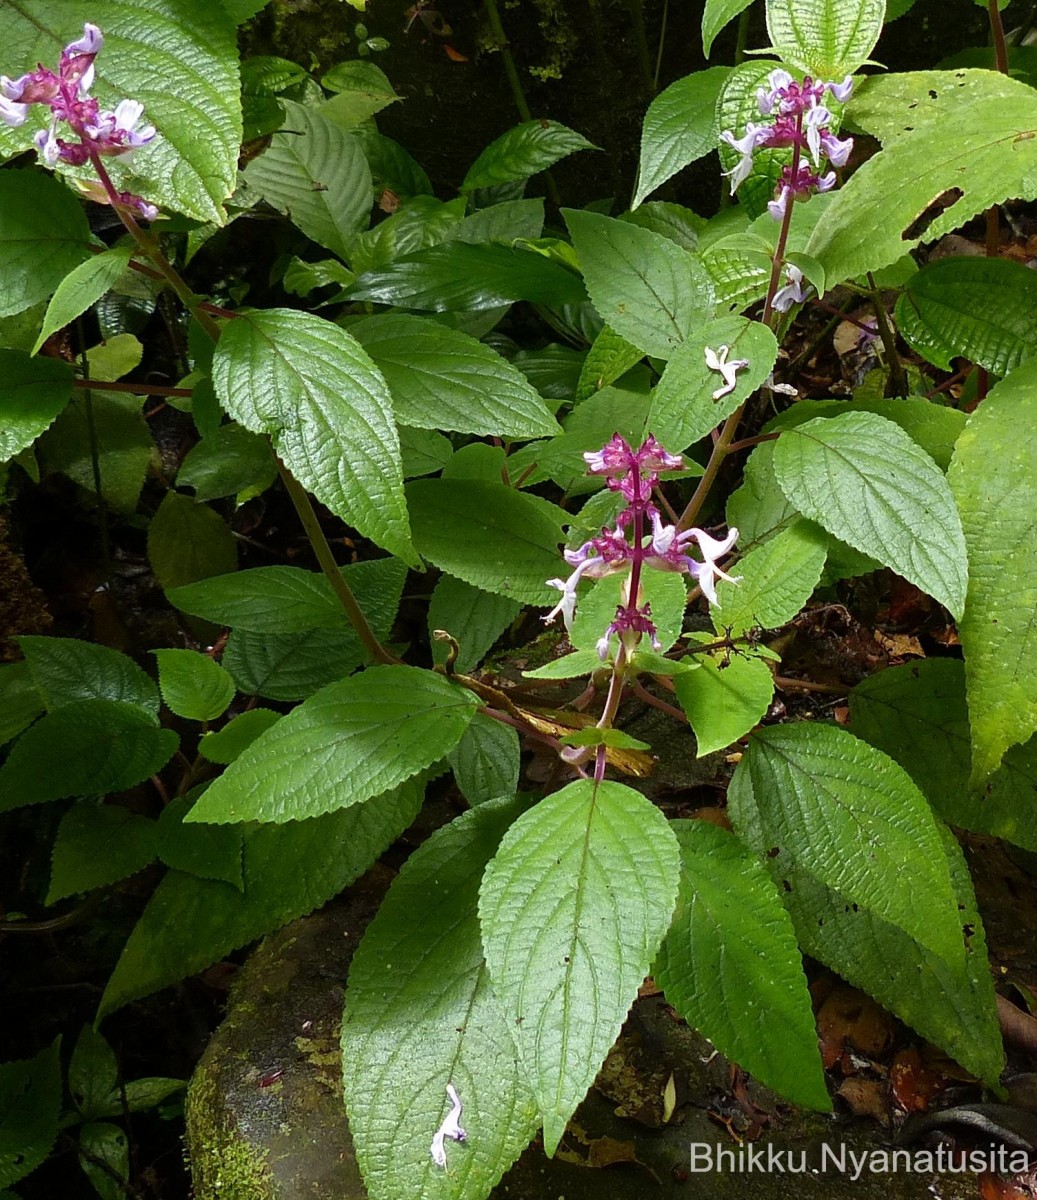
[342,797,538,1200]
[0,173,92,319]
[772,412,967,617]
[0,350,75,460]
[655,820,828,1109]
[765,0,884,78]
[0,701,178,811]
[633,68,728,208]
[851,659,1037,852]
[674,647,774,757]
[153,649,236,722]
[212,308,415,565]
[563,209,715,360]
[479,779,680,1154]
[0,1,242,223]
[244,100,372,260]
[99,778,423,1015]
[713,519,828,635]
[773,822,1003,1085]
[809,71,1037,285]
[647,315,777,452]
[351,314,559,439]
[186,665,478,824]
[463,121,597,191]
[949,359,1037,783]
[727,723,964,965]
[407,479,566,606]
[895,256,1037,375]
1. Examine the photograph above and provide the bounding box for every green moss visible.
[528,0,580,82]
[185,1056,275,1200]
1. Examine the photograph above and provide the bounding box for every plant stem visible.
[623,0,655,96]
[71,378,193,398]
[864,271,910,397]
[989,0,1010,72]
[76,319,111,571]
[652,0,669,92]
[483,0,531,120]
[276,463,397,665]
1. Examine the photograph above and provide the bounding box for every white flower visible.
[704,344,750,400]
[430,1084,467,1168]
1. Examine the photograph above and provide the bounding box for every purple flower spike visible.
[0,23,158,219]
[544,436,739,661]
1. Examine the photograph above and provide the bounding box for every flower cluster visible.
[720,68,853,223]
[0,24,158,220]
[545,435,739,661]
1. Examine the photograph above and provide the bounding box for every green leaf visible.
[176,423,278,501]
[776,822,1003,1084]
[479,779,679,1155]
[523,649,604,680]
[713,520,828,634]
[563,209,715,360]
[633,68,728,208]
[0,1039,61,1189]
[345,242,587,311]
[399,425,453,478]
[351,314,559,438]
[37,386,153,514]
[0,662,44,746]
[0,350,75,461]
[948,359,1037,782]
[647,315,777,452]
[353,128,433,201]
[222,629,361,700]
[764,395,967,471]
[342,797,538,1199]
[702,233,773,310]
[244,101,372,260]
[771,412,968,617]
[0,172,92,318]
[187,665,478,824]
[147,492,238,590]
[702,0,755,55]
[571,571,687,657]
[809,71,1037,286]
[153,649,236,722]
[0,2,242,223]
[456,198,545,244]
[674,646,774,756]
[727,723,964,964]
[198,709,282,764]
[851,659,1037,852]
[575,326,643,403]
[895,256,1037,374]
[170,556,406,635]
[70,1027,118,1121]
[48,802,159,903]
[18,636,159,717]
[463,121,597,191]
[428,575,521,674]
[79,1121,129,1200]
[320,61,399,127]
[32,247,134,357]
[408,479,566,606]
[654,821,828,1109]
[0,701,178,811]
[349,196,465,276]
[766,0,884,77]
[212,308,415,564]
[621,202,705,252]
[156,794,243,887]
[100,777,423,1016]
[448,713,520,806]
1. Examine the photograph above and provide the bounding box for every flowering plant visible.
[0,3,1031,1200]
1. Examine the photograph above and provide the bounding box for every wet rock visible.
[187,870,982,1200]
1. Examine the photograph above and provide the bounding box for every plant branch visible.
[276,463,398,665]
[864,272,910,397]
